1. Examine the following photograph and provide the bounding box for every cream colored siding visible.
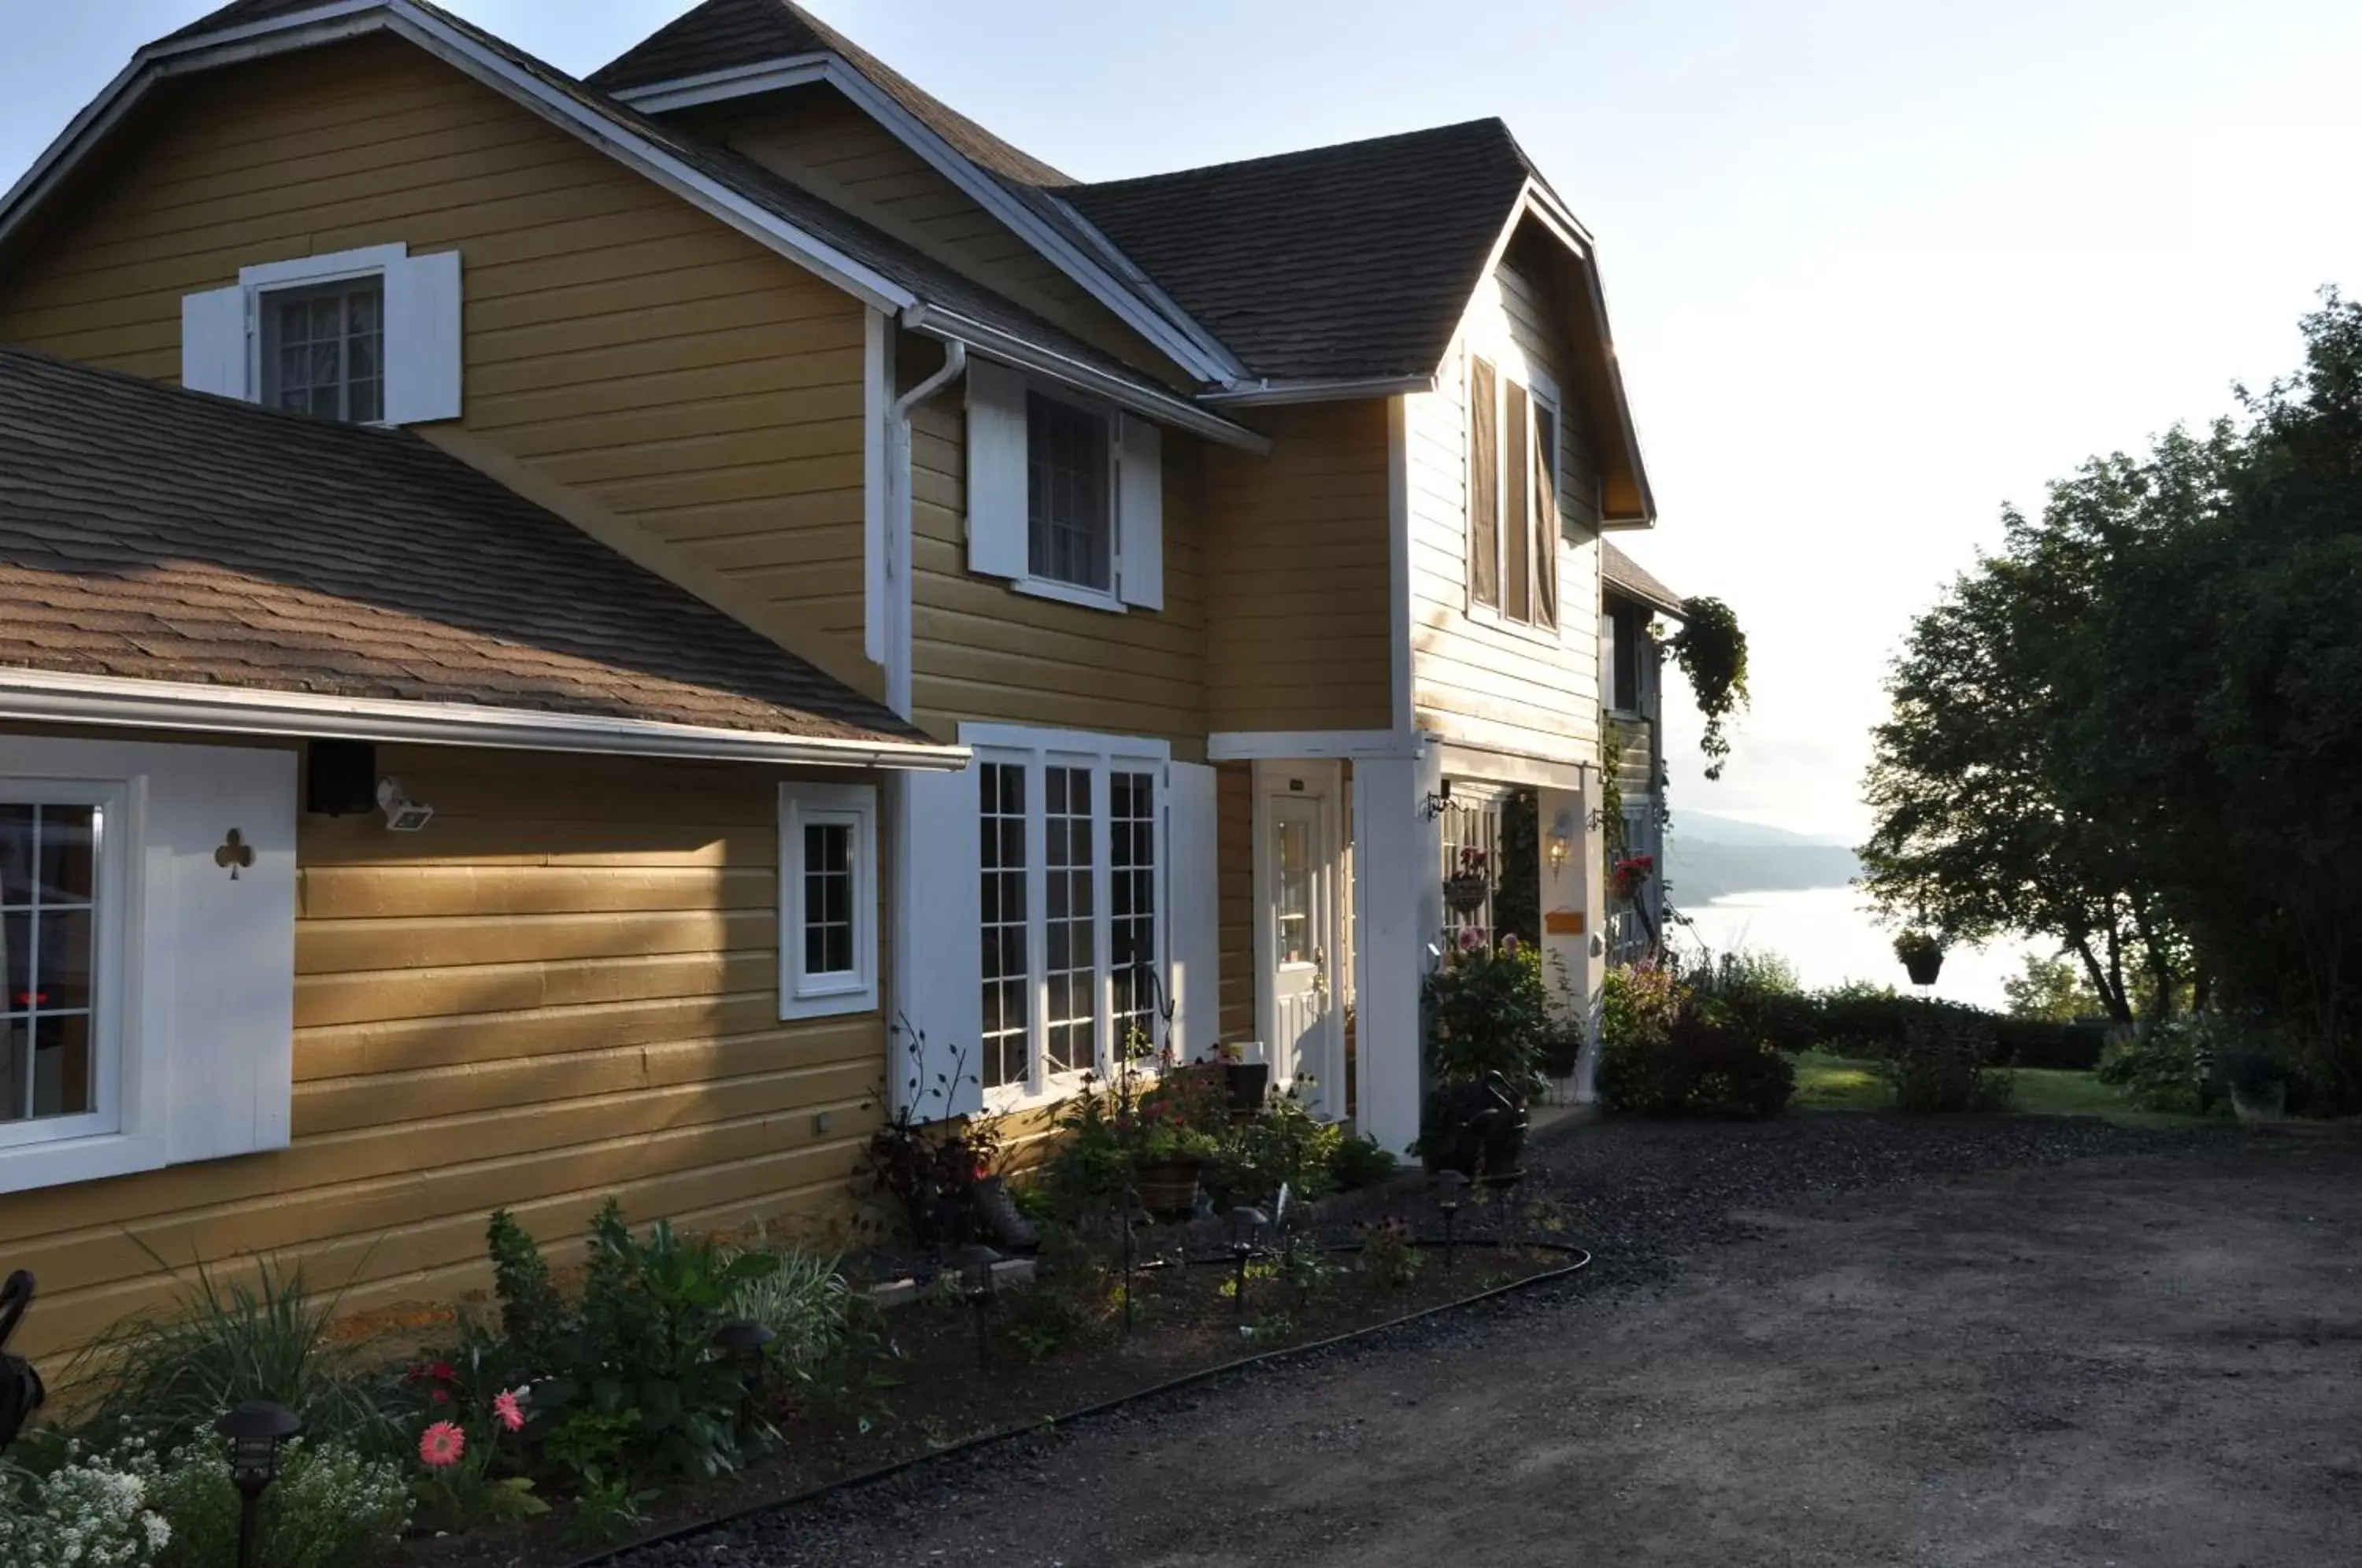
[1405,253,1604,762]
[683,88,1183,386]
[1216,761,1256,1041]
[1203,401,1394,734]
[0,36,877,691]
[0,739,886,1363]
[905,343,1210,751]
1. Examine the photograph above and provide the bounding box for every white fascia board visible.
[0,668,969,771]
[905,305,1270,454]
[1201,373,1439,408]
[961,721,1170,761]
[813,59,1234,386]
[1206,730,1421,761]
[611,54,832,113]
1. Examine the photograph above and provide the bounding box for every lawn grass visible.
[1791,1048,2221,1129]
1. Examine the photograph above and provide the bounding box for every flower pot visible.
[1224,1060,1271,1112]
[1135,1157,1202,1215]
[1901,951,1943,987]
[1540,1033,1583,1080]
[1443,873,1490,914]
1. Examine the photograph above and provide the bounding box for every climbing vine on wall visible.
[1668,596,1749,780]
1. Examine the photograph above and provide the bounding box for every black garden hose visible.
[562,1238,1590,1568]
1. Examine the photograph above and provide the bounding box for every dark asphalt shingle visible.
[0,344,931,744]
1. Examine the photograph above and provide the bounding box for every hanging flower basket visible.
[1894,931,1945,987]
[1443,873,1490,913]
[1610,852,1654,904]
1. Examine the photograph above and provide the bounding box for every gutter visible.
[883,339,968,717]
[0,669,969,771]
[1202,372,1438,408]
[902,305,1271,454]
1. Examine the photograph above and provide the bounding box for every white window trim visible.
[1016,381,1125,611]
[961,724,1170,1115]
[240,243,405,423]
[1464,345,1566,645]
[779,781,879,1020]
[0,779,131,1162]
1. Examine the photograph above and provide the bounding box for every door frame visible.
[1250,759,1346,1117]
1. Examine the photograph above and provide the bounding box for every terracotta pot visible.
[1135,1157,1201,1215]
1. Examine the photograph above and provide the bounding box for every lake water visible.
[1671,885,2036,1010]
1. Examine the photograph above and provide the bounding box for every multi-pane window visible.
[975,745,1162,1098]
[1466,354,1560,632]
[979,763,1030,1090]
[1026,391,1112,591]
[0,804,100,1126]
[802,823,854,978]
[1042,766,1096,1075]
[1109,771,1157,1048]
[260,279,384,423]
[1439,794,1501,945]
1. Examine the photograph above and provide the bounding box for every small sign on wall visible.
[1544,908,1586,935]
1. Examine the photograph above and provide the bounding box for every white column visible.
[1352,749,1441,1153]
[1574,765,1610,1100]
[1536,783,1586,1103]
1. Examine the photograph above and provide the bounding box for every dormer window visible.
[260,279,384,423]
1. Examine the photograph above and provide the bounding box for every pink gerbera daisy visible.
[492,1389,525,1433]
[418,1420,466,1469]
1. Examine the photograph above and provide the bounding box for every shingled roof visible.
[1064,120,1537,383]
[0,344,933,748]
[1602,541,1684,618]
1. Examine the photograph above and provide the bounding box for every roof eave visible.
[1198,372,1438,408]
[0,667,968,771]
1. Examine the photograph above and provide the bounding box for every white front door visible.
[1257,767,1343,1118]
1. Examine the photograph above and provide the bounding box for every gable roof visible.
[1064,120,1535,385]
[1602,541,1685,619]
[0,343,957,764]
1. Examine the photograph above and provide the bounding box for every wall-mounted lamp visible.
[376,777,435,833]
[1420,778,1453,821]
[1546,809,1575,871]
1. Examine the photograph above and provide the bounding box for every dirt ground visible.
[761,1132,2362,1566]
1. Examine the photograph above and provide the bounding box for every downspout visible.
[883,338,966,719]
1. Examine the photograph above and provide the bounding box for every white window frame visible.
[1016,383,1125,614]
[1464,347,1565,646]
[242,244,403,423]
[0,779,131,1159]
[183,241,461,426]
[779,782,879,1019]
[963,724,1171,1113]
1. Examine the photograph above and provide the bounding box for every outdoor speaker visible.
[306,738,378,816]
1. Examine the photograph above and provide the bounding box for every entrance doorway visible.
[1254,762,1344,1118]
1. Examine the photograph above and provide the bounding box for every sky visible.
[7,0,2362,851]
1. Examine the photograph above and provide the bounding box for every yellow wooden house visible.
[0,0,1660,1358]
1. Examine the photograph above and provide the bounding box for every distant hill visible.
[1664,812,1862,904]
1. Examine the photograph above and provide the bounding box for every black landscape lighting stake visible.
[713,1318,776,1425]
[950,1244,1002,1372]
[1120,1207,1153,1337]
[1230,1206,1268,1322]
[1435,1170,1469,1274]
[216,1399,300,1568]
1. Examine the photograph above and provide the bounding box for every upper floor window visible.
[1605,601,1648,713]
[1027,390,1113,592]
[180,242,461,427]
[1468,354,1560,634]
[967,359,1164,613]
[261,279,384,423]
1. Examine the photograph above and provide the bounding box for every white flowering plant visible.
[146,1437,410,1568]
[0,1435,171,1568]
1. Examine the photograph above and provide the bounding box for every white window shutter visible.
[1116,413,1164,609]
[156,745,298,1164]
[180,286,247,399]
[382,249,463,425]
[893,767,983,1120]
[1165,760,1218,1061]
[965,358,1030,580]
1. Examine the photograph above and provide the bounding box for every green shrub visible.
[1877,1007,2012,1113]
[486,1208,565,1359]
[150,1438,410,1568]
[1598,988,1794,1118]
[1991,1016,2108,1071]
[1208,1084,1340,1210]
[68,1258,392,1457]
[1327,1134,1399,1192]
[1422,940,1551,1103]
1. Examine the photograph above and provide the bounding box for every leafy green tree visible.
[2001,953,2105,1024]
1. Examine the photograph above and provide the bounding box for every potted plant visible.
[1443,845,1491,914]
[1609,852,1653,904]
[1212,1039,1270,1114]
[1418,936,1548,1176]
[1894,930,1945,987]
[1134,1122,1217,1213]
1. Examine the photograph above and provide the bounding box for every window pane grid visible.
[1440,797,1499,947]
[0,803,100,1124]
[1042,766,1095,1075]
[1109,771,1157,1051]
[1026,392,1111,590]
[979,764,1030,1090]
[262,280,383,423]
[800,821,855,978]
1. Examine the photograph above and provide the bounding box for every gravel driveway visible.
[629,1117,2362,1567]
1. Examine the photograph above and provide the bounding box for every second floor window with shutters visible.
[1027,390,1113,592]
[1466,355,1560,633]
[261,279,384,423]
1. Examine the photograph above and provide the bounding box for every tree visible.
[2001,953,2104,1024]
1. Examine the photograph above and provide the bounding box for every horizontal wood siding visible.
[1406,255,1604,764]
[0,738,886,1363]
[687,87,1183,387]
[905,338,1209,752]
[1216,761,1255,1043]
[0,37,878,689]
[1202,401,1394,734]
